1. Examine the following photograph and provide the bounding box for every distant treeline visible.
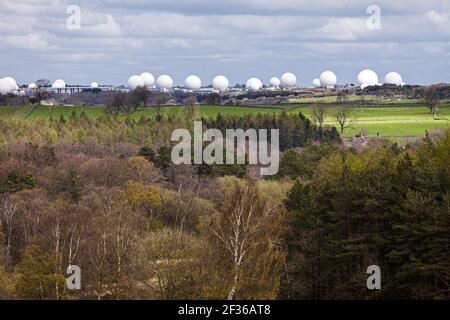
[203,112,341,151]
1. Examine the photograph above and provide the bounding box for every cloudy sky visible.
[0,0,449,86]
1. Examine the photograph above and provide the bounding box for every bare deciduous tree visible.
[35,79,51,103]
[183,95,199,121]
[131,87,151,111]
[153,93,169,121]
[0,197,17,257]
[334,106,358,134]
[310,105,327,128]
[424,85,440,119]
[106,91,130,115]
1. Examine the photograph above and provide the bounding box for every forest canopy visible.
[0,112,448,300]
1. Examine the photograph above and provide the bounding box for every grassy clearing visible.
[288,95,449,105]
[288,95,379,103]
[25,105,106,120]
[344,120,449,136]
[0,105,35,118]
[287,105,450,121]
[1,104,449,139]
[131,105,450,122]
[132,105,287,119]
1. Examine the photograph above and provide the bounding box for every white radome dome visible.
[384,72,403,86]
[91,82,99,89]
[245,78,262,91]
[357,69,378,87]
[3,77,17,92]
[280,72,297,88]
[140,72,155,87]
[249,81,262,91]
[0,79,11,95]
[28,83,38,90]
[212,75,229,91]
[312,79,322,88]
[127,75,145,90]
[269,77,281,88]
[52,79,66,89]
[184,75,202,90]
[320,71,337,88]
[156,75,174,90]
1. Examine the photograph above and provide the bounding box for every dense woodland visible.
[0,110,448,300]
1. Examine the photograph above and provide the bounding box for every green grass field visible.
[1,104,449,138]
[288,95,379,103]
[0,105,35,118]
[288,95,449,105]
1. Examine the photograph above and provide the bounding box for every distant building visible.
[49,85,115,94]
[40,99,57,106]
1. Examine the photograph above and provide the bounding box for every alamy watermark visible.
[366,265,381,290]
[366,5,381,30]
[66,265,81,290]
[66,5,81,30]
[171,121,280,176]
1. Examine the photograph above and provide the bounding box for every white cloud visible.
[0,33,54,49]
[426,10,449,24]
[82,14,122,37]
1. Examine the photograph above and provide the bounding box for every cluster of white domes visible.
[245,77,263,91]
[0,76,18,95]
[184,75,202,90]
[127,72,157,90]
[311,71,337,88]
[280,72,297,88]
[127,74,235,91]
[127,73,176,90]
[357,69,405,88]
